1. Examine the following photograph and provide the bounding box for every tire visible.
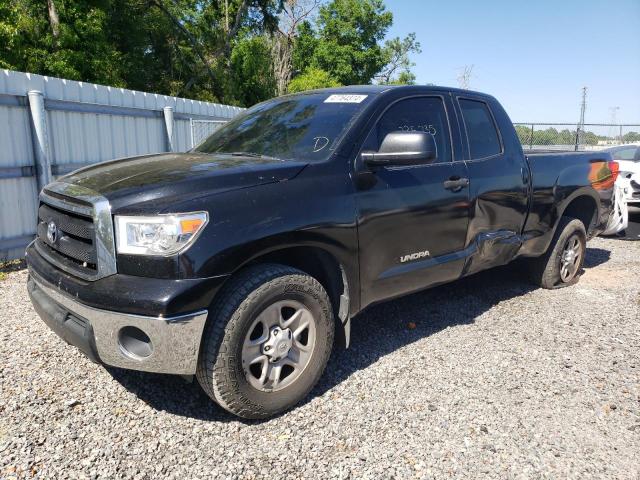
[196,264,334,419]
[527,216,587,289]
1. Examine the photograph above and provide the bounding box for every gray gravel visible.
[1,237,639,479]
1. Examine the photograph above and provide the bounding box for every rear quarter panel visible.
[520,151,614,256]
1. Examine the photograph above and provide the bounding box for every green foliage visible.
[287,67,341,93]
[289,0,419,92]
[229,36,276,106]
[0,0,281,105]
[622,131,640,142]
[1,0,420,105]
[377,33,421,84]
[292,0,392,86]
[291,21,318,77]
[515,125,611,147]
[386,70,416,85]
[0,0,127,86]
[516,125,580,146]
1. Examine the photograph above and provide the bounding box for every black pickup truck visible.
[26,86,617,419]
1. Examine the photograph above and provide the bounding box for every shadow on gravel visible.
[106,367,240,423]
[309,261,537,405]
[0,259,26,273]
[583,248,611,268]
[617,212,640,241]
[107,246,612,422]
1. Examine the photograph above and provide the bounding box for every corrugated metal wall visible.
[0,69,244,261]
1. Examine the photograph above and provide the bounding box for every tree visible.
[514,125,532,146]
[288,0,420,91]
[271,0,321,96]
[0,0,127,86]
[1,0,422,105]
[229,36,276,106]
[287,67,340,92]
[375,33,421,85]
[0,0,283,105]
[293,0,393,86]
[623,131,640,143]
[146,0,282,102]
[291,20,319,77]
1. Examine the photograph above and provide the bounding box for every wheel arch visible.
[215,244,354,349]
[557,191,599,237]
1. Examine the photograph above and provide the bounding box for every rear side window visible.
[459,99,501,159]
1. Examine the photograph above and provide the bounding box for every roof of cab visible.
[295,84,492,98]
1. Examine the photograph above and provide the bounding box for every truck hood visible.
[59,153,307,212]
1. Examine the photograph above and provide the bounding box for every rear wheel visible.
[527,216,587,289]
[196,264,334,419]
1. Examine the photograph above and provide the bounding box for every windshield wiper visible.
[227,151,282,161]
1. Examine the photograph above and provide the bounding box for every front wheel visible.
[527,216,587,289]
[196,264,334,419]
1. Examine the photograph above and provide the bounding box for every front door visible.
[355,95,471,308]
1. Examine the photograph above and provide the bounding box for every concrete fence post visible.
[27,90,52,192]
[163,106,175,152]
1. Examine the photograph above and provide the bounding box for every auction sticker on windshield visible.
[324,94,368,103]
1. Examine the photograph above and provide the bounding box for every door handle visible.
[443,177,469,191]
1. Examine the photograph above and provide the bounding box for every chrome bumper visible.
[29,274,208,375]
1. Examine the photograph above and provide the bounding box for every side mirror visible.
[361,131,437,167]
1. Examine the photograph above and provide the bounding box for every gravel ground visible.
[1,237,639,479]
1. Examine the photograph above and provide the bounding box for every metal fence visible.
[514,123,640,151]
[190,119,228,147]
[0,69,244,261]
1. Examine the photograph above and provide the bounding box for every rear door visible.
[455,95,530,274]
[355,94,471,308]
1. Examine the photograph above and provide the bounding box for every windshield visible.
[194,92,372,162]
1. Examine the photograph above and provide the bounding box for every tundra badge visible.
[400,250,430,263]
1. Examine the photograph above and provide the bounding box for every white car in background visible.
[601,144,639,235]
[607,144,640,209]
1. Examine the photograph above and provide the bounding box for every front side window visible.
[459,99,501,159]
[365,96,452,163]
[195,93,372,162]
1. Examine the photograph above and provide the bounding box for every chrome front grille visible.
[34,182,117,281]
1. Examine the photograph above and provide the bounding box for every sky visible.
[385,0,640,125]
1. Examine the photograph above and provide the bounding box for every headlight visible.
[114,212,208,256]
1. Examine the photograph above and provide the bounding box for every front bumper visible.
[28,272,208,375]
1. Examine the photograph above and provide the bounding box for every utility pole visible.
[608,106,620,143]
[575,86,587,150]
[457,65,474,90]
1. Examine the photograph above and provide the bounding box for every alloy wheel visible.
[241,300,316,391]
[559,234,583,282]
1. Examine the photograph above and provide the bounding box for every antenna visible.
[457,65,474,90]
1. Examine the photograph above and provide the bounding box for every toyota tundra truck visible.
[26,85,616,419]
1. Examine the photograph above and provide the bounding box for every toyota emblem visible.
[46,221,58,244]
